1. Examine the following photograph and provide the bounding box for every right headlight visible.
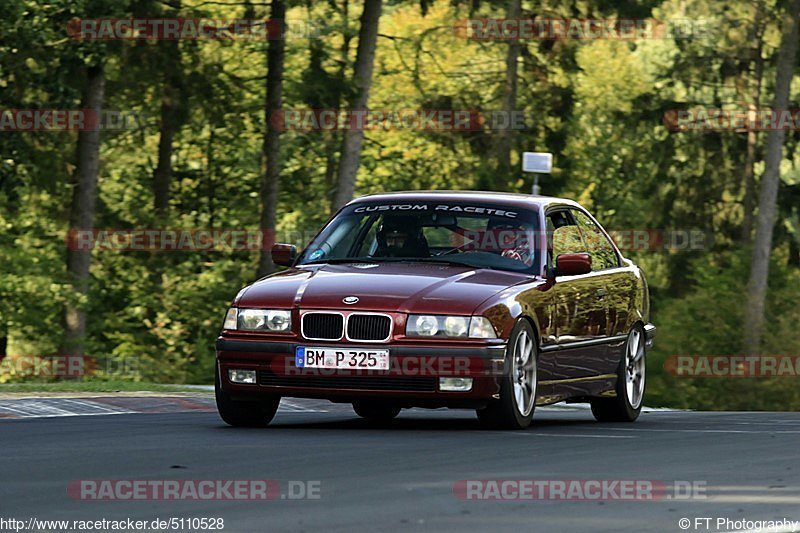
[222,308,292,332]
[467,316,496,339]
[406,315,498,339]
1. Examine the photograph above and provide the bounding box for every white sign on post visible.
[522,152,552,174]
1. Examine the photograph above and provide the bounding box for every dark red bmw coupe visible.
[215,191,655,429]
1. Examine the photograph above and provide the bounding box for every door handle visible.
[596,288,607,298]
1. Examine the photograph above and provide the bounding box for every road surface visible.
[0,396,798,533]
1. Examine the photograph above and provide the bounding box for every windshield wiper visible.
[303,257,365,265]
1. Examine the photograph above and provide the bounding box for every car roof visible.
[349,190,583,210]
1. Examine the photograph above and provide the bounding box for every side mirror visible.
[271,243,297,267]
[555,253,592,276]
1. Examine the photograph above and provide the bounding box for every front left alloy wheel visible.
[477,320,537,429]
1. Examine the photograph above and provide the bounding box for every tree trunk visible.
[743,0,800,353]
[153,31,183,221]
[62,64,105,357]
[323,0,351,199]
[149,12,184,325]
[741,5,765,242]
[0,322,6,360]
[258,0,287,277]
[331,0,382,211]
[494,0,521,182]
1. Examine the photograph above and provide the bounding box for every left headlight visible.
[406,315,498,339]
[222,308,292,332]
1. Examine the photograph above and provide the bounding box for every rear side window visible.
[571,210,619,270]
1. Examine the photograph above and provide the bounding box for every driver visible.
[375,216,429,258]
[496,224,534,266]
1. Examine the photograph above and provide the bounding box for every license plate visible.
[295,346,390,370]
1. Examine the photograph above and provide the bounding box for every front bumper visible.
[216,337,507,406]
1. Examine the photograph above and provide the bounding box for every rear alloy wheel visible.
[352,401,401,423]
[215,366,280,427]
[476,320,537,429]
[590,325,645,422]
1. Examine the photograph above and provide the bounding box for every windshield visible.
[297,201,541,273]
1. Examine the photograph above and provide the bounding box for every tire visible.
[476,320,538,429]
[590,324,646,422]
[215,366,280,427]
[352,401,401,423]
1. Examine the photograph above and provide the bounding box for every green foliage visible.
[1,0,799,409]
[646,250,800,409]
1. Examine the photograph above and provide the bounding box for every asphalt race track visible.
[1,396,799,533]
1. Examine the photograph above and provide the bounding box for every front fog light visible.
[439,377,473,392]
[228,369,257,384]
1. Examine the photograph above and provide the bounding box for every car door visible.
[571,208,631,377]
[544,209,610,387]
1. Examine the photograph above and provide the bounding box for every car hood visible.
[235,262,529,315]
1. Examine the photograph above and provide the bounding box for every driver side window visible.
[547,210,586,270]
[571,210,619,271]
